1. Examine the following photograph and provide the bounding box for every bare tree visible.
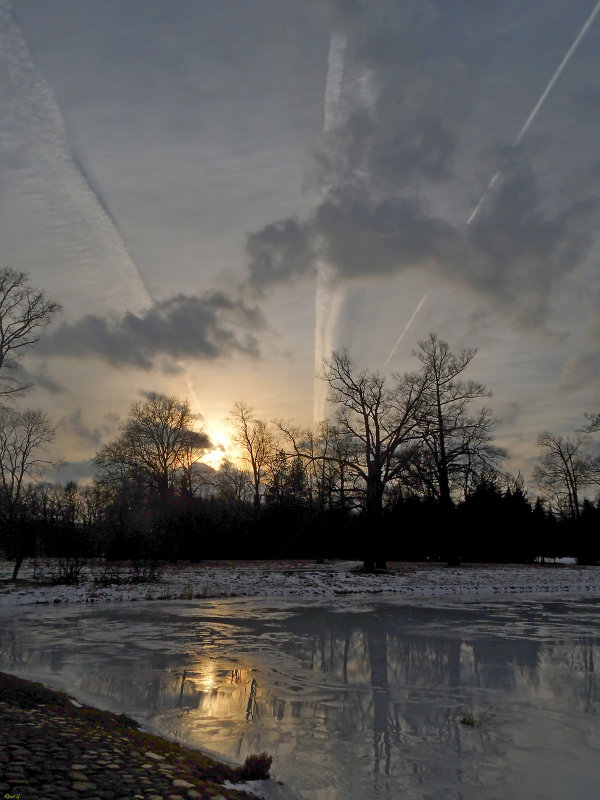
[95,393,209,498]
[533,433,588,519]
[405,407,505,502]
[0,268,60,396]
[228,401,275,513]
[275,419,359,512]
[322,351,428,570]
[178,429,213,497]
[411,333,501,506]
[214,458,250,503]
[0,408,56,579]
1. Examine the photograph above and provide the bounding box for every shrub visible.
[37,557,86,585]
[235,752,273,781]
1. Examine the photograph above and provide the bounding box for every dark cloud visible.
[57,407,104,447]
[246,217,315,292]
[243,0,599,332]
[467,164,597,327]
[562,348,600,390]
[246,159,597,329]
[10,362,65,395]
[41,292,264,369]
[314,188,461,278]
[31,368,64,395]
[51,459,95,484]
[495,401,523,427]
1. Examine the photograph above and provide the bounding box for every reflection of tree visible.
[366,626,390,776]
[582,639,596,714]
[546,638,598,715]
[284,607,528,787]
[246,677,259,721]
[448,639,461,687]
[4,602,598,799]
[177,669,187,708]
[472,638,541,692]
[0,628,25,668]
[343,633,351,684]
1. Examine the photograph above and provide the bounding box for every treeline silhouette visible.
[3,472,599,579]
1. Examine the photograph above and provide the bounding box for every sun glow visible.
[202,424,234,470]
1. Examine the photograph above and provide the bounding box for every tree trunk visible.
[12,554,23,582]
[436,387,452,507]
[364,472,387,571]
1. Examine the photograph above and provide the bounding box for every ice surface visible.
[1,594,599,799]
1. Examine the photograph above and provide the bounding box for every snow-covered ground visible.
[0,557,597,606]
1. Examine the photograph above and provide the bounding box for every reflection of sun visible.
[202,424,233,470]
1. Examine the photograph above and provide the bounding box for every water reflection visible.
[0,598,599,799]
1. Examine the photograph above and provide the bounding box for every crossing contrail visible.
[386,0,600,365]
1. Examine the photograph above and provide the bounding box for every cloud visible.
[57,408,104,447]
[6,362,65,396]
[246,218,315,292]
[561,288,600,390]
[0,1,151,315]
[242,0,599,332]
[465,162,597,327]
[314,188,460,278]
[495,401,523,427]
[41,292,264,369]
[246,159,596,329]
[51,459,95,484]
[31,367,65,396]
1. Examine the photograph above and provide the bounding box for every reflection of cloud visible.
[40,293,264,369]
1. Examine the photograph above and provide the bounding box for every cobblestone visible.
[0,673,256,800]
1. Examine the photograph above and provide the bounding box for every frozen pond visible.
[1,596,599,800]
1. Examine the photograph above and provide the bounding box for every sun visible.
[201,424,234,470]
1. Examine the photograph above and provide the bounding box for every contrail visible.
[514,0,600,147]
[0,0,151,314]
[467,0,600,226]
[313,31,347,426]
[386,0,600,364]
[1,1,209,423]
[313,33,379,424]
[465,170,501,226]
[383,292,429,367]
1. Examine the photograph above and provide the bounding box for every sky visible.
[1,0,599,483]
